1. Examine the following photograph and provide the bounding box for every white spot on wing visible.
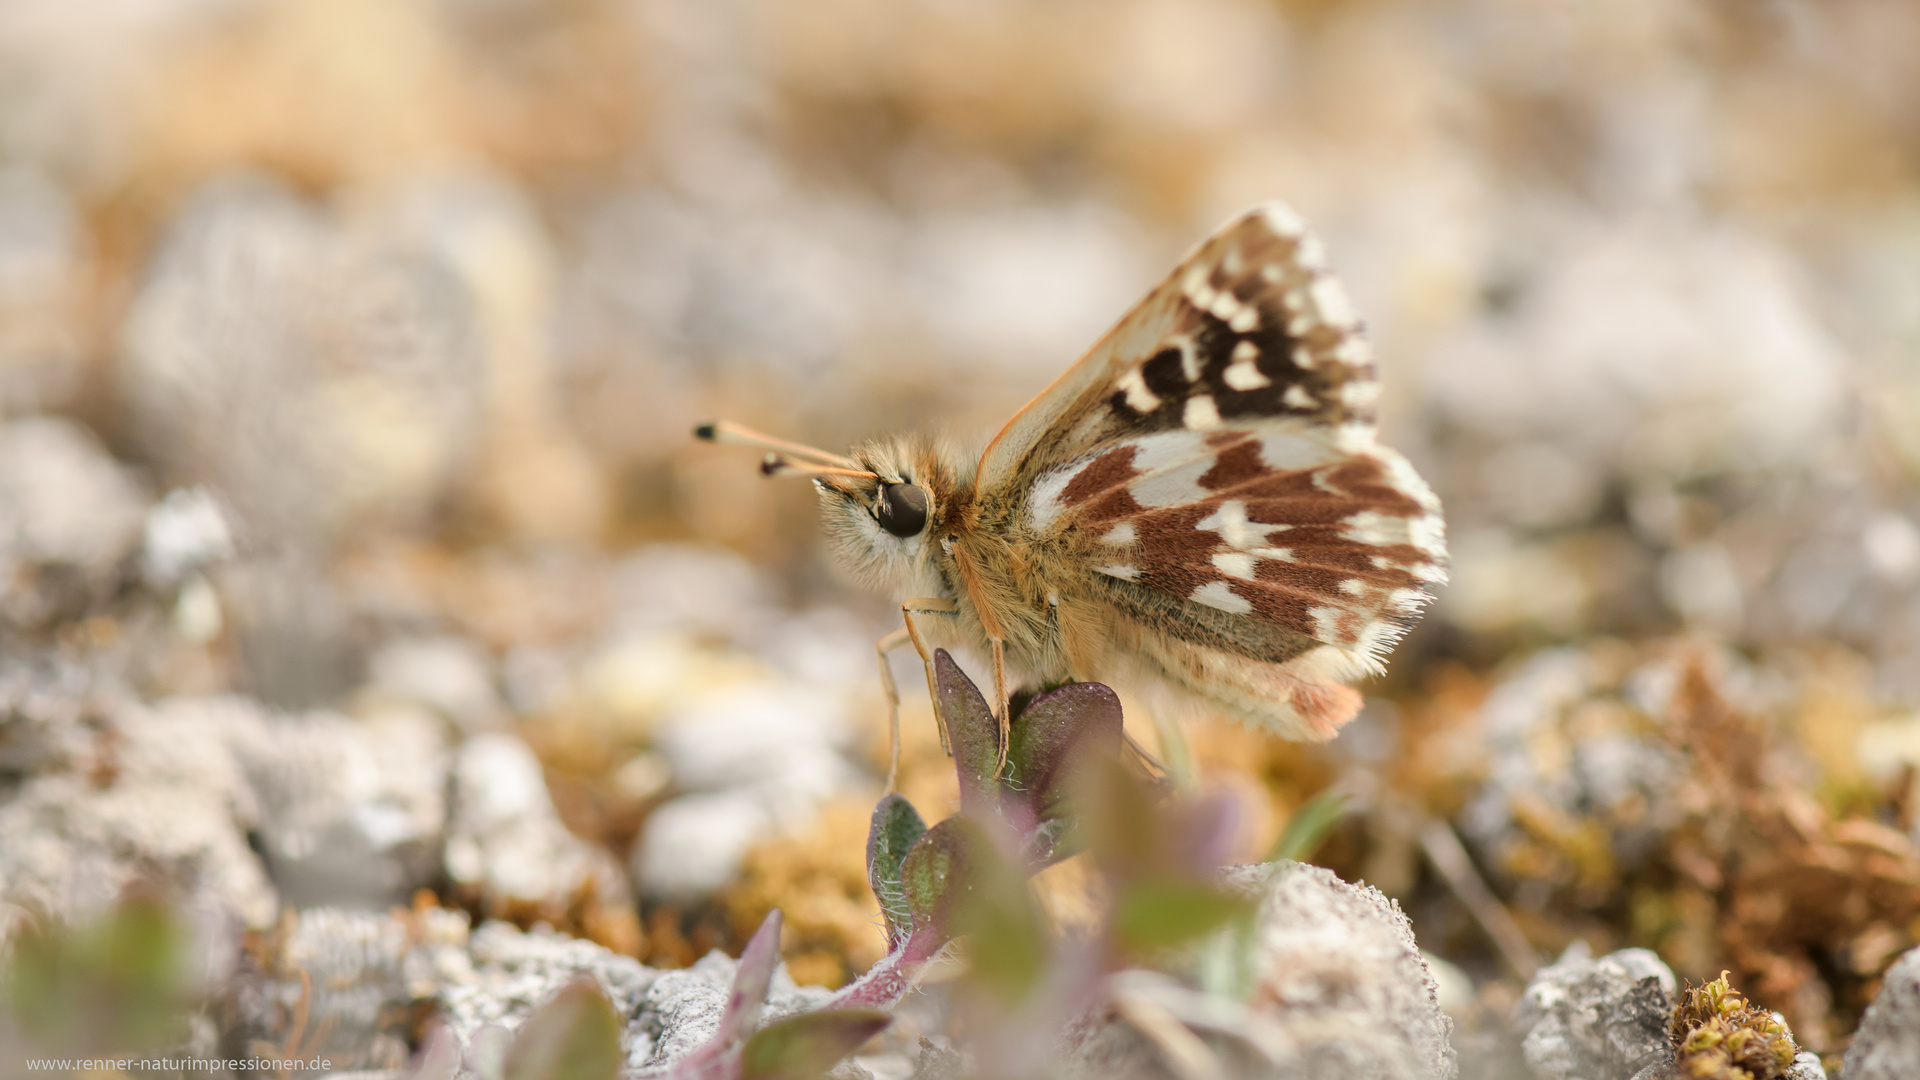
[1259,203,1306,238]
[1224,341,1270,391]
[1191,580,1253,614]
[1212,552,1257,580]
[1175,335,1201,381]
[1340,379,1381,410]
[1183,395,1221,430]
[1309,278,1357,329]
[1283,385,1315,410]
[1117,367,1161,413]
[1096,563,1139,581]
[1198,499,1289,550]
[1257,430,1343,472]
[1228,306,1260,333]
[1130,458,1212,507]
[1183,266,1217,309]
[1101,522,1136,546]
[1026,464,1079,532]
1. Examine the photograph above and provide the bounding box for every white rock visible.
[445,733,629,915]
[0,693,279,950]
[140,486,237,589]
[0,416,148,572]
[1842,946,1920,1080]
[232,706,449,909]
[631,788,777,902]
[367,636,505,734]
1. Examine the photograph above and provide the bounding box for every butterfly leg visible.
[874,626,912,794]
[899,597,959,757]
[989,637,1010,773]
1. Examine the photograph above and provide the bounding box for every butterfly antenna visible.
[759,454,878,480]
[693,420,860,470]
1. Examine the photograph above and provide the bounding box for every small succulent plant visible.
[655,650,1254,1080]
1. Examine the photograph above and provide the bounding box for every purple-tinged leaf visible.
[1069,750,1166,884]
[826,925,947,1013]
[719,909,783,1046]
[866,795,927,950]
[739,1009,892,1080]
[1176,792,1244,877]
[502,980,623,1080]
[933,650,1002,814]
[1004,682,1123,821]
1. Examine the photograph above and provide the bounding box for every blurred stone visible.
[120,176,483,550]
[0,168,84,414]
[390,173,609,543]
[440,919,660,1072]
[633,946,834,1071]
[1234,861,1457,1079]
[365,635,506,734]
[445,732,633,924]
[1512,942,1675,1080]
[221,552,364,710]
[633,787,778,902]
[224,906,462,1073]
[140,487,237,590]
[232,706,448,910]
[632,683,865,902]
[0,693,278,948]
[0,416,149,626]
[609,544,780,642]
[1458,647,1689,896]
[1841,946,1920,1080]
[1066,861,1457,1079]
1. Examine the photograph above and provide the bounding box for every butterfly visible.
[697,203,1446,786]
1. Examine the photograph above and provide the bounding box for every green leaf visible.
[4,899,192,1053]
[949,843,1050,1007]
[866,795,927,949]
[502,980,623,1080]
[739,1009,892,1080]
[1003,681,1123,823]
[1267,789,1350,865]
[899,817,978,933]
[933,650,1003,813]
[1111,879,1254,954]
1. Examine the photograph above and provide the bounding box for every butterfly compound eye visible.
[877,483,929,538]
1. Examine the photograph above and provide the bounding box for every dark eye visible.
[876,483,929,537]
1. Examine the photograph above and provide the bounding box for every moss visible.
[1669,972,1799,1080]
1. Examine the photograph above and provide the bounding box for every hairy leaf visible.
[934,650,1003,814]
[866,795,928,950]
[1004,681,1123,823]
[900,817,980,934]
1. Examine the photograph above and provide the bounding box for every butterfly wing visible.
[978,203,1446,739]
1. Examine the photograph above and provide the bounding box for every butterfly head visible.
[811,436,969,599]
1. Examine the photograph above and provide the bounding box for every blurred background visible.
[2,0,1919,1069]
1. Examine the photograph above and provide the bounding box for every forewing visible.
[978,202,1379,494]
[989,202,1445,669]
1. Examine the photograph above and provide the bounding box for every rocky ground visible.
[3,0,1920,1076]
